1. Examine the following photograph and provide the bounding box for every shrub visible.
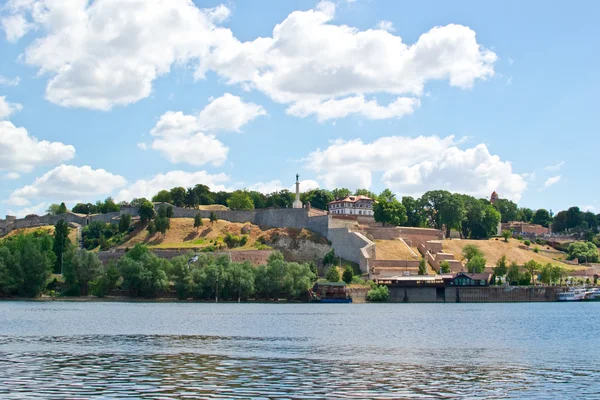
[367,285,389,302]
[342,266,354,284]
[533,247,539,253]
[439,260,451,273]
[524,240,531,246]
[325,266,340,282]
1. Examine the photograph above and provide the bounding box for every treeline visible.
[0,229,317,299]
[40,182,600,241]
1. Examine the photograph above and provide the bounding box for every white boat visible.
[584,288,600,301]
[557,288,588,301]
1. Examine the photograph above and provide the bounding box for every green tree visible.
[540,263,566,285]
[366,285,389,302]
[146,221,156,235]
[194,213,203,230]
[532,209,553,228]
[460,196,501,239]
[169,187,186,207]
[502,230,511,242]
[378,188,396,202]
[506,262,521,285]
[462,244,483,261]
[227,190,255,210]
[91,260,119,297]
[185,187,199,208]
[332,188,351,200]
[53,219,70,274]
[493,198,518,223]
[323,249,336,267]
[567,242,599,263]
[342,266,354,284]
[494,255,508,277]
[118,244,170,297]
[466,255,486,273]
[63,249,102,296]
[118,214,131,233]
[402,196,424,227]
[46,203,63,215]
[58,202,68,214]
[248,191,267,209]
[420,190,465,236]
[418,257,427,275]
[138,200,156,222]
[522,259,540,285]
[439,260,451,273]
[354,188,378,199]
[152,190,172,203]
[301,189,334,210]
[326,266,340,282]
[155,216,170,235]
[210,211,218,224]
[517,207,534,223]
[170,255,195,299]
[373,198,407,226]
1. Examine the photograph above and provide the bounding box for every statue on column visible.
[296,173,299,182]
[293,173,302,209]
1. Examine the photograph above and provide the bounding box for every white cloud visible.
[150,133,228,167]
[6,165,127,206]
[5,1,496,118]
[6,0,233,110]
[305,135,527,201]
[289,179,320,192]
[203,2,497,120]
[114,170,230,202]
[0,75,20,86]
[3,172,20,180]
[149,93,264,166]
[0,95,22,119]
[1,13,31,42]
[286,96,419,122]
[543,175,561,189]
[0,121,75,172]
[196,93,267,132]
[376,20,395,32]
[137,142,148,150]
[544,161,565,171]
[7,202,47,218]
[248,180,283,194]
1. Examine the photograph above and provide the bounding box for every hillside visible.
[375,239,419,260]
[119,218,328,252]
[442,238,579,269]
[3,225,78,244]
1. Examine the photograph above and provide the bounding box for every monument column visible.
[293,173,303,209]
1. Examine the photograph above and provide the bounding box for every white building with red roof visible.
[327,195,375,216]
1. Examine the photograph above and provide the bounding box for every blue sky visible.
[1,0,598,217]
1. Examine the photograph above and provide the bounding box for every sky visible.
[1,0,599,218]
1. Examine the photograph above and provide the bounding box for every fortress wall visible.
[328,227,374,273]
[255,208,308,230]
[307,215,330,237]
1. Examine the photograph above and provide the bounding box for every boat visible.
[557,288,588,301]
[584,288,600,301]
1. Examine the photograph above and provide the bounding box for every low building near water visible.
[312,281,350,301]
[446,272,491,286]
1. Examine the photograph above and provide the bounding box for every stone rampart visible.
[387,286,568,303]
[328,227,374,273]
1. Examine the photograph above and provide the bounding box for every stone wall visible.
[389,287,439,302]
[328,227,374,273]
[385,286,568,303]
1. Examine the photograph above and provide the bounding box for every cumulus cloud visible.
[203,2,497,120]
[4,0,233,110]
[6,165,127,206]
[0,121,75,172]
[544,161,565,171]
[247,179,320,194]
[149,93,264,166]
[305,135,527,201]
[543,175,561,189]
[5,1,496,118]
[0,95,22,119]
[7,202,47,218]
[114,170,230,202]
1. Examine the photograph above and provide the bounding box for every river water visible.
[0,301,599,399]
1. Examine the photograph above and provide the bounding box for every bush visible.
[466,255,486,273]
[524,240,531,246]
[533,247,539,253]
[342,266,354,284]
[224,233,248,248]
[367,285,389,302]
[439,260,451,273]
[325,266,340,282]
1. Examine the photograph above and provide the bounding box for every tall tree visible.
[517,207,534,223]
[227,190,255,210]
[46,204,62,215]
[354,188,378,199]
[118,214,131,233]
[493,198,518,223]
[169,187,186,207]
[373,198,407,226]
[460,196,500,239]
[378,188,396,202]
[152,190,172,203]
[248,191,267,209]
[63,249,102,296]
[53,219,70,274]
[402,196,423,227]
[420,190,465,235]
[301,189,334,210]
[332,188,351,200]
[58,202,68,214]
[532,209,553,228]
[138,200,156,222]
[185,188,199,208]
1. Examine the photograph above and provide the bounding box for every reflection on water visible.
[0,302,599,398]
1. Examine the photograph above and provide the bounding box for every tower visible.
[293,173,303,209]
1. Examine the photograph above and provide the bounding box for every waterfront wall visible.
[387,286,568,303]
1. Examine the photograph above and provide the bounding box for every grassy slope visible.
[4,225,78,244]
[442,238,580,269]
[119,218,327,250]
[375,239,419,260]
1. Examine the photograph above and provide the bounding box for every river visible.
[0,301,599,398]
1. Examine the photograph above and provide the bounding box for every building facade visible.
[327,195,375,216]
